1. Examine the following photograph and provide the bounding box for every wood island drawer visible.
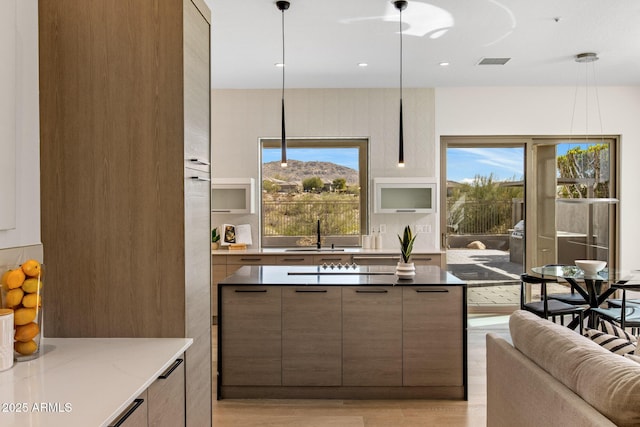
[276,255,314,265]
[226,255,276,265]
[313,254,353,265]
[411,254,441,267]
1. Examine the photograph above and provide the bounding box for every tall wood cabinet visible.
[39,1,211,425]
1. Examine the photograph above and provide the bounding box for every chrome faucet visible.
[316,219,321,249]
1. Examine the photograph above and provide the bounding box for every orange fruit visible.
[15,322,40,342]
[22,278,42,294]
[1,269,10,287]
[14,340,38,355]
[5,269,26,289]
[21,260,41,277]
[22,293,41,308]
[14,307,36,325]
[5,288,24,308]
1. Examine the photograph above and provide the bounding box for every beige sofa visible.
[487,310,640,427]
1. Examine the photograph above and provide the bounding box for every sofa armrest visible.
[486,333,616,427]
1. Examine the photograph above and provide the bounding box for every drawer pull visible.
[352,256,400,260]
[212,209,232,213]
[282,258,306,261]
[234,289,268,293]
[416,289,449,293]
[109,398,145,427]
[295,289,328,293]
[188,157,211,166]
[189,176,211,182]
[319,258,344,261]
[412,257,432,261]
[396,209,416,212]
[356,289,388,293]
[158,358,183,379]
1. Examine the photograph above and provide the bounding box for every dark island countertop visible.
[219,265,465,286]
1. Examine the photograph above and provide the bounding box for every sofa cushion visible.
[510,310,640,427]
[583,328,637,355]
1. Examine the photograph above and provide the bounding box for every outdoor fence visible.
[263,200,360,236]
[447,199,513,235]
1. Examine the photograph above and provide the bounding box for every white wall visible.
[0,0,16,231]
[0,0,40,252]
[435,86,640,270]
[211,88,440,250]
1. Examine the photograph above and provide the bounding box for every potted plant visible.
[211,227,220,250]
[396,225,417,279]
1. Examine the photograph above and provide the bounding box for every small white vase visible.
[396,261,415,279]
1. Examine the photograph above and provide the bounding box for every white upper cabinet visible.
[374,177,437,214]
[211,178,256,214]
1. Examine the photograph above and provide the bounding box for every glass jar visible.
[0,261,44,361]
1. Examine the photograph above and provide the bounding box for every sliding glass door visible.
[441,136,619,313]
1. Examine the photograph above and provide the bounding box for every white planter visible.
[396,261,415,279]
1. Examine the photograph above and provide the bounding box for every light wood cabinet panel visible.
[212,263,227,322]
[313,254,353,265]
[39,0,211,425]
[403,286,464,386]
[282,287,342,386]
[276,255,314,265]
[148,358,186,427]
[342,286,403,386]
[221,286,282,385]
[411,254,441,267]
[227,255,277,265]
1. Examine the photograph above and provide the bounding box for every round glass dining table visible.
[530,265,631,328]
[530,265,616,307]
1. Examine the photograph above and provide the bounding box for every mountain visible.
[262,160,359,185]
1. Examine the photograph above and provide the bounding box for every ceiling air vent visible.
[477,57,511,65]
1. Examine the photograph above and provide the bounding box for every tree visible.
[262,180,280,193]
[332,177,346,191]
[557,144,609,198]
[447,174,524,234]
[303,177,324,192]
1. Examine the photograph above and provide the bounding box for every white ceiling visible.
[205,0,640,89]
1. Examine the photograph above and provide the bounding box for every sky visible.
[263,147,360,170]
[262,143,594,183]
[447,147,524,183]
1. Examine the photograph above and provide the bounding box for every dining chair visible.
[591,282,640,336]
[520,273,585,333]
[542,264,588,305]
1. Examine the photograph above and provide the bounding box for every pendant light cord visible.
[399,7,403,102]
[281,8,286,101]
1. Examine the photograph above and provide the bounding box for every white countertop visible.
[212,248,444,255]
[0,337,192,427]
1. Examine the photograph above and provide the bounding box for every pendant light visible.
[276,1,290,167]
[394,0,408,167]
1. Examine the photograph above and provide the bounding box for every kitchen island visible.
[218,265,467,400]
[0,337,192,426]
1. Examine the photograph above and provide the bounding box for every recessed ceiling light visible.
[439,62,450,67]
[358,62,368,67]
[274,63,285,67]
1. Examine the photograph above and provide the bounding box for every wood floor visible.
[212,314,511,427]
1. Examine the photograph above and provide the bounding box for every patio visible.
[447,249,570,309]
